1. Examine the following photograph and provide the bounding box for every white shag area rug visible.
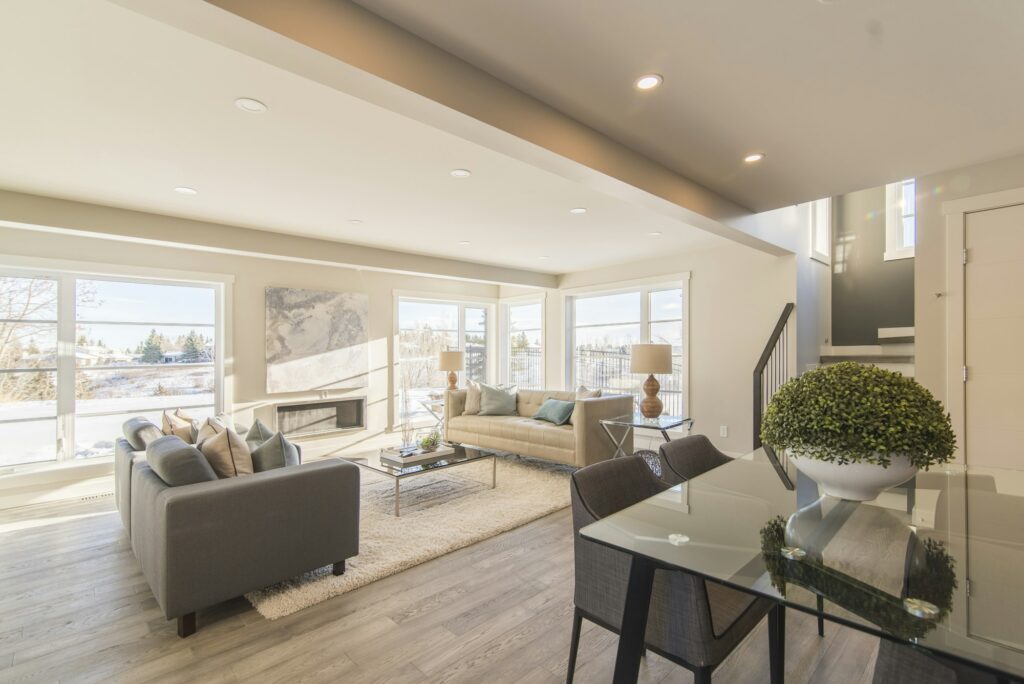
[246,454,572,620]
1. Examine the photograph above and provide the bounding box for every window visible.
[397,297,491,425]
[567,283,686,416]
[0,270,222,468]
[810,197,832,263]
[885,178,916,260]
[507,301,543,389]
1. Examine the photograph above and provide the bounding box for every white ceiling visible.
[0,0,724,276]
[355,0,1024,212]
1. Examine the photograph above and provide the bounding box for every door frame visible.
[942,186,1024,465]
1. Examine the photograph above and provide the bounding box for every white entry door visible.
[964,202,1024,469]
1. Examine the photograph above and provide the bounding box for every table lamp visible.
[631,343,673,418]
[438,350,465,391]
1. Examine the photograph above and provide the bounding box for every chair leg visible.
[693,666,713,684]
[566,608,583,684]
[177,612,196,638]
[816,595,825,637]
[333,560,346,576]
[768,604,785,684]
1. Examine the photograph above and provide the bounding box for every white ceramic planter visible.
[789,453,917,501]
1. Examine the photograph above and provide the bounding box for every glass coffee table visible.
[348,443,497,517]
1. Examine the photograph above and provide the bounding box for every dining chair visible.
[568,455,783,683]
[657,434,733,485]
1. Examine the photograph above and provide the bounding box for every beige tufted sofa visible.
[443,388,633,467]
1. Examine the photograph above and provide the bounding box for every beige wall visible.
[915,152,1024,405]
[0,225,497,453]
[557,243,797,454]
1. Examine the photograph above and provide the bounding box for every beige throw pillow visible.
[162,411,194,442]
[196,416,226,445]
[200,428,254,478]
[576,386,602,399]
[463,380,482,415]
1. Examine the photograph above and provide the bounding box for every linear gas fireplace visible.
[275,397,366,438]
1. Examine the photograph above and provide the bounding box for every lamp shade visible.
[438,350,465,372]
[630,344,672,374]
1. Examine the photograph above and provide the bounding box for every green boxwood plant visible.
[760,361,956,468]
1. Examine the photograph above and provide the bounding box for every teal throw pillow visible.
[533,399,575,426]
[479,383,518,416]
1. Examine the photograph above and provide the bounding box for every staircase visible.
[818,327,915,377]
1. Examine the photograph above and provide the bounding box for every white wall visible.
[557,243,797,454]
[0,225,498,454]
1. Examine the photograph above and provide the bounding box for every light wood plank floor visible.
[0,494,879,683]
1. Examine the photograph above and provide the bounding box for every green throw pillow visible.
[250,432,301,472]
[479,383,518,416]
[533,398,575,426]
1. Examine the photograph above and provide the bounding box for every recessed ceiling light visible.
[569,207,588,214]
[174,187,197,195]
[459,240,471,246]
[648,231,663,237]
[234,97,268,113]
[635,74,663,90]
[348,219,363,225]
[744,152,767,163]
[450,169,472,178]
[539,256,549,260]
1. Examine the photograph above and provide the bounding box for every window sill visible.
[884,247,915,261]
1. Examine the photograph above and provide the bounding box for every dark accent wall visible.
[831,186,914,346]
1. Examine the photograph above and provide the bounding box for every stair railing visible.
[753,303,795,489]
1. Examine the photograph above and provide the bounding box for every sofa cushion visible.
[250,432,301,472]
[448,415,575,451]
[516,389,577,418]
[123,417,163,451]
[196,416,226,445]
[245,417,275,448]
[479,383,518,416]
[200,428,254,478]
[147,435,218,486]
[533,398,575,426]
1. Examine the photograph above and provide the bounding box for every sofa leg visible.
[177,612,196,638]
[333,560,346,576]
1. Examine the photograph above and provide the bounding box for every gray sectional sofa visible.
[115,417,360,636]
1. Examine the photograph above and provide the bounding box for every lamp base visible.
[639,374,663,418]
[447,370,458,391]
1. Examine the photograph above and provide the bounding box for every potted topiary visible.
[760,361,956,501]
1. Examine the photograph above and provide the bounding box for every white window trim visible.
[0,256,231,475]
[810,197,832,264]
[884,180,916,261]
[563,275,690,416]
[498,292,546,388]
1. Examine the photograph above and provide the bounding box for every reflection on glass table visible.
[580,449,1024,683]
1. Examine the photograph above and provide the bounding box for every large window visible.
[507,301,543,389]
[885,178,916,261]
[0,270,222,469]
[810,197,832,263]
[568,283,685,416]
[397,297,491,425]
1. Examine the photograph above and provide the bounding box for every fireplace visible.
[275,398,366,438]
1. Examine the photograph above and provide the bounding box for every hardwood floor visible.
[0,494,879,683]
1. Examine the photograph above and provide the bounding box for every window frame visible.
[500,293,546,389]
[810,197,832,264]
[0,259,229,473]
[884,178,916,261]
[563,275,689,416]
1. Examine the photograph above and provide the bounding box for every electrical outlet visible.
[719,425,728,438]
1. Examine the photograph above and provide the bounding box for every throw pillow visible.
[122,416,163,451]
[463,380,482,415]
[146,435,218,486]
[479,383,518,416]
[174,408,200,442]
[200,428,254,478]
[245,417,275,449]
[250,432,301,472]
[195,416,226,445]
[532,398,575,426]
[576,386,602,399]
[162,410,194,442]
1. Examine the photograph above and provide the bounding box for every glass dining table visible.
[580,448,1024,683]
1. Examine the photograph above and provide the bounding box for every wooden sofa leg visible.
[177,612,196,638]
[333,560,346,576]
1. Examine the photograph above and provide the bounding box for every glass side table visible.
[418,398,445,428]
[599,413,694,459]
